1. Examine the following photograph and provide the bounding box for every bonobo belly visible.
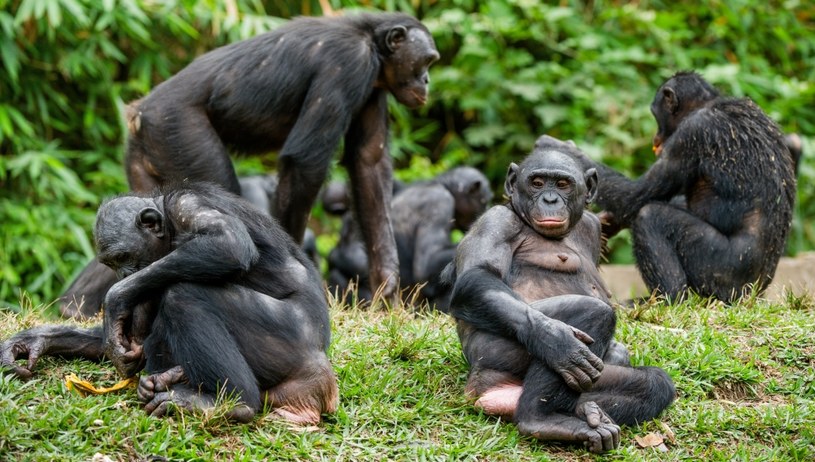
[510,246,607,303]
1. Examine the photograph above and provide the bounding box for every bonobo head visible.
[651,70,719,155]
[437,167,493,231]
[376,16,440,109]
[94,195,171,279]
[505,137,598,239]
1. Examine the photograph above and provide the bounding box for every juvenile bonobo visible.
[58,12,440,318]
[1,183,338,424]
[583,71,796,302]
[326,167,493,309]
[446,137,675,453]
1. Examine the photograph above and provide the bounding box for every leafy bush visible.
[1,0,813,308]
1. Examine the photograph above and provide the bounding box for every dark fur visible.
[3,183,338,423]
[591,71,796,302]
[326,167,493,309]
[445,137,674,453]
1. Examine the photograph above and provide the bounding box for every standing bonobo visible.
[446,137,674,453]
[58,12,440,318]
[585,71,796,302]
[2,184,338,424]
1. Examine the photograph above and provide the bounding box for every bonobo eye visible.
[530,178,546,189]
[556,179,571,189]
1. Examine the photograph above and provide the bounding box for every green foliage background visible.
[1,0,813,310]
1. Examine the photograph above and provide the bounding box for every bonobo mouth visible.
[407,89,427,107]
[533,218,567,229]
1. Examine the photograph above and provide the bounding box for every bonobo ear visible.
[662,87,678,114]
[504,163,520,198]
[136,207,165,238]
[584,168,598,205]
[386,26,408,53]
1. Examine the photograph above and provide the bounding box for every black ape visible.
[584,71,796,302]
[2,184,338,424]
[446,137,674,453]
[58,12,439,318]
[326,167,493,309]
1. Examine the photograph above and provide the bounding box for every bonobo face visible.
[650,72,719,156]
[505,150,596,239]
[94,196,171,279]
[382,27,439,109]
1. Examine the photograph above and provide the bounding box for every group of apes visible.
[0,11,800,454]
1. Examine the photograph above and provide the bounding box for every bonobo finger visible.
[584,433,603,454]
[11,365,34,380]
[597,426,619,452]
[571,326,594,345]
[586,351,604,373]
[559,368,592,392]
[583,401,602,428]
[611,423,621,448]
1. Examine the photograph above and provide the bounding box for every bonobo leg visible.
[577,364,675,426]
[457,320,529,419]
[342,93,399,299]
[275,155,330,244]
[125,103,241,194]
[632,202,762,302]
[458,296,614,417]
[140,283,336,424]
[513,296,621,452]
[58,260,116,319]
[262,354,339,425]
[139,284,262,423]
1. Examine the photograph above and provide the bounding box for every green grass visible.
[1,292,814,461]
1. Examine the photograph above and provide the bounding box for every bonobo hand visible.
[598,211,622,239]
[0,332,46,379]
[103,281,144,378]
[539,318,604,392]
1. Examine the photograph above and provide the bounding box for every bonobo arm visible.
[449,206,603,392]
[0,325,104,379]
[564,146,686,228]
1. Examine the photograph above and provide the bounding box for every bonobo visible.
[58,12,440,318]
[580,71,796,303]
[1,184,338,424]
[445,137,675,453]
[326,167,493,309]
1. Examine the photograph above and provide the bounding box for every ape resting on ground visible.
[326,167,493,309]
[583,71,796,302]
[1,184,338,424]
[445,137,675,453]
[58,12,440,318]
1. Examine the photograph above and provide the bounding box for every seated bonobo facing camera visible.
[445,136,675,453]
[1,183,338,425]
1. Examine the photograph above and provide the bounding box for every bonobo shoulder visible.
[475,205,527,236]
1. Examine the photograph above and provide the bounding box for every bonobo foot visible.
[517,401,621,454]
[138,366,255,423]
